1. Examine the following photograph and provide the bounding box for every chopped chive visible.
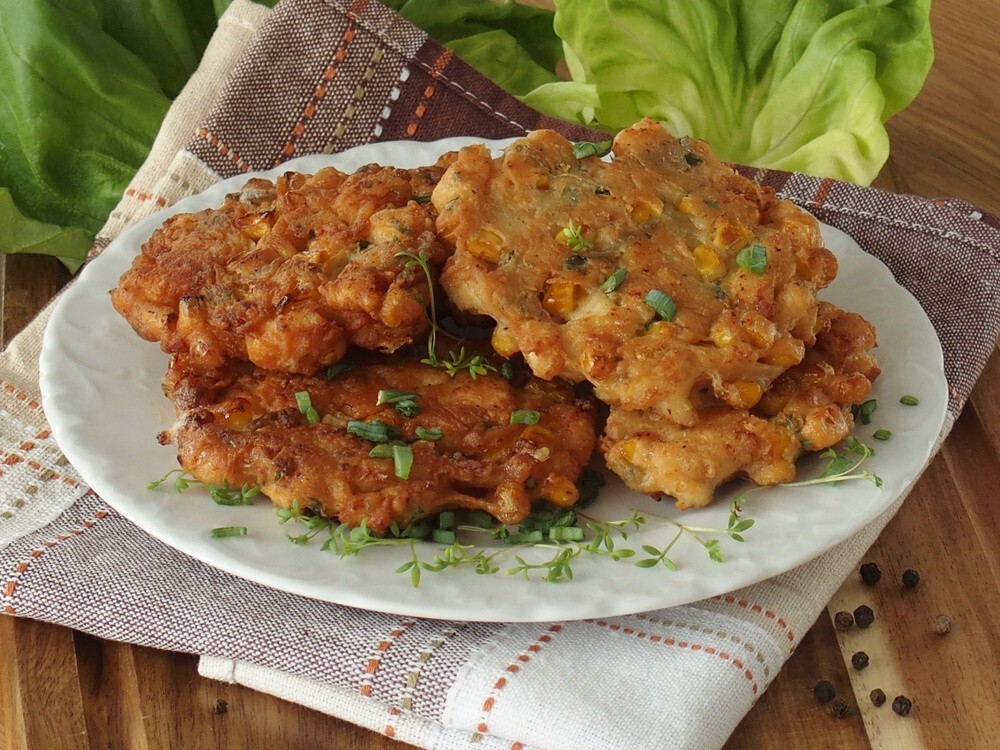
[325,360,354,379]
[508,529,544,544]
[735,243,768,274]
[368,443,395,459]
[394,399,419,417]
[438,511,455,530]
[210,525,247,539]
[900,394,919,406]
[571,139,613,159]
[411,194,432,203]
[858,399,878,425]
[432,528,456,544]
[295,391,320,424]
[599,267,628,294]
[348,419,402,443]
[873,429,892,441]
[643,289,677,321]
[465,509,495,529]
[392,444,414,480]
[415,426,443,441]
[510,409,541,425]
[377,389,421,406]
[501,361,515,380]
[704,198,720,208]
[548,526,585,542]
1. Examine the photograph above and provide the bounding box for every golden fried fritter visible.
[113,159,453,375]
[159,353,597,533]
[601,304,880,508]
[434,119,838,426]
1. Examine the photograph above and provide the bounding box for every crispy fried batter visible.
[113,159,454,374]
[159,353,597,533]
[601,304,881,508]
[434,119,838,426]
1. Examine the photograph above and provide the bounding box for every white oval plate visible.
[39,138,947,622]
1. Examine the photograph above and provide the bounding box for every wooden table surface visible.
[2,3,998,748]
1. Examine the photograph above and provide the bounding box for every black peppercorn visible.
[870,688,887,707]
[851,651,870,670]
[902,568,920,588]
[892,695,913,716]
[859,561,882,585]
[834,610,854,630]
[831,698,851,718]
[854,604,875,629]
[813,680,836,703]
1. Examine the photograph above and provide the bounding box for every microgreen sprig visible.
[396,250,498,380]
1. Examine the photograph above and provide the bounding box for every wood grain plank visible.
[0,617,89,750]
[73,632,151,750]
[0,254,70,349]
[725,615,869,747]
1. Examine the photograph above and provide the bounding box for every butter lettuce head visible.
[553,0,933,184]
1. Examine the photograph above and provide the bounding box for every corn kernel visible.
[755,391,789,417]
[467,230,503,263]
[675,195,698,214]
[731,381,763,409]
[535,174,551,190]
[519,425,554,445]
[710,324,736,347]
[491,326,519,357]
[539,476,579,508]
[713,220,753,250]
[542,280,580,321]
[763,337,804,367]
[633,197,664,222]
[693,245,725,280]
[740,313,776,349]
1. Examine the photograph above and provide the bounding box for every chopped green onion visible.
[510,409,541,425]
[599,267,627,294]
[873,429,892,441]
[295,391,320,424]
[501,361,514,380]
[210,526,247,539]
[415,426,443,441]
[735,243,768,274]
[548,526,585,542]
[391,444,414,480]
[857,399,878,425]
[900,394,919,406]
[411,194,432,203]
[394,400,419,417]
[571,139,613,159]
[377,389,420,406]
[325,360,354,379]
[432,528,456,544]
[644,289,677,321]
[507,529,544,544]
[704,198,720,208]
[438,511,455,530]
[465,509,495,529]
[348,419,402,443]
[368,444,395,459]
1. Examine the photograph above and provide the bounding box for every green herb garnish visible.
[415,426,443,441]
[347,419,402,444]
[873,429,892,441]
[900,394,919,406]
[210,526,247,539]
[510,409,541,425]
[643,289,677,321]
[377,388,421,416]
[735,243,767,274]
[295,391,320,424]
[599,267,627,293]
[559,219,592,253]
[571,140,613,159]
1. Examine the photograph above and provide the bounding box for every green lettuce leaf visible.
[553,0,933,184]
[0,188,90,273]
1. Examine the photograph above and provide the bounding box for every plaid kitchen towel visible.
[2,1,999,748]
